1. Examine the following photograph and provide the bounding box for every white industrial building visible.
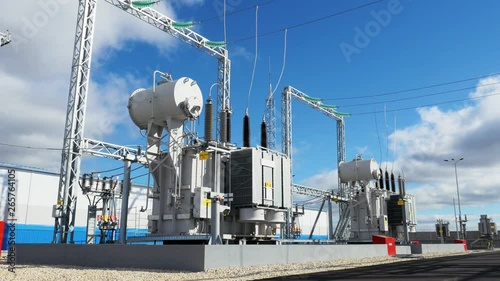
[0,163,328,245]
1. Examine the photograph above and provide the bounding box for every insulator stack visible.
[378,168,384,190]
[385,170,390,191]
[398,175,404,196]
[103,176,110,190]
[226,111,231,143]
[402,177,406,197]
[243,113,250,147]
[261,119,267,148]
[82,174,89,188]
[204,97,213,142]
[220,111,228,143]
[390,173,396,193]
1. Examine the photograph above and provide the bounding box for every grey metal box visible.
[230,147,291,208]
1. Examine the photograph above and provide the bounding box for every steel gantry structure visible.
[0,30,11,47]
[53,0,230,243]
[264,82,277,150]
[282,86,351,241]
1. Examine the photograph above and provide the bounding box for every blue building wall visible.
[1,224,150,250]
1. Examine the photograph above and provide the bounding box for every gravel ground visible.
[0,250,492,281]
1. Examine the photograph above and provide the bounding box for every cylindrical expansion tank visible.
[339,158,380,183]
[127,77,203,130]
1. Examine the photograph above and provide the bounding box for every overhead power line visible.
[0,142,62,151]
[350,91,500,116]
[86,166,123,174]
[323,72,500,101]
[198,0,274,24]
[338,81,500,108]
[229,0,383,44]
[110,165,144,178]
[131,172,149,180]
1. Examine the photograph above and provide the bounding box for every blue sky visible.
[1,0,500,231]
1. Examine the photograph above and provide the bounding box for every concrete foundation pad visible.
[18,244,389,272]
[410,244,466,255]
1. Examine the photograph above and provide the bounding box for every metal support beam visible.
[264,84,276,150]
[82,138,147,164]
[119,160,131,244]
[55,0,232,244]
[282,86,350,240]
[327,198,333,240]
[308,199,326,240]
[102,0,230,142]
[53,0,97,244]
[292,184,329,198]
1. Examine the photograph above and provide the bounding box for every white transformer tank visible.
[128,77,203,129]
[339,158,380,183]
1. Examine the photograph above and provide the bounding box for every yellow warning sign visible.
[397,200,404,206]
[203,198,211,206]
[265,181,273,188]
[199,151,209,160]
[57,200,63,206]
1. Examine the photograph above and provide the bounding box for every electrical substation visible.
[4,0,496,273]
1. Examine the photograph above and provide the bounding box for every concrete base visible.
[18,244,389,272]
[410,244,466,255]
[396,245,411,255]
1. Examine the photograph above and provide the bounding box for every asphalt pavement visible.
[261,250,500,281]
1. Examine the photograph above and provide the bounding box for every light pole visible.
[453,197,459,239]
[444,158,464,239]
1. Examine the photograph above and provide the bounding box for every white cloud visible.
[300,169,339,191]
[297,76,500,232]
[390,76,500,210]
[0,1,197,169]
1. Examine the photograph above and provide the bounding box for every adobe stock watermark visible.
[339,0,410,63]
[212,0,243,21]
[10,0,71,53]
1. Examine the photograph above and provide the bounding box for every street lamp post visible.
[444,158,464,239]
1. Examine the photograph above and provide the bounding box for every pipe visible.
[119,160,131,244]
[327,196,333,240]
[210,197,221,245]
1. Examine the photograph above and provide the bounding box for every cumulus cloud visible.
[0,1,194,169]
[298,76,500,231]
[391,76,500,209]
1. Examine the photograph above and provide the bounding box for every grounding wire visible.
[384,103,389,170]
[246,6,259,110]
[373,98,383,166]
[322,72,500,101]
[271,29,288,97]
[229,0,383,44]
[350,91,500,116]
